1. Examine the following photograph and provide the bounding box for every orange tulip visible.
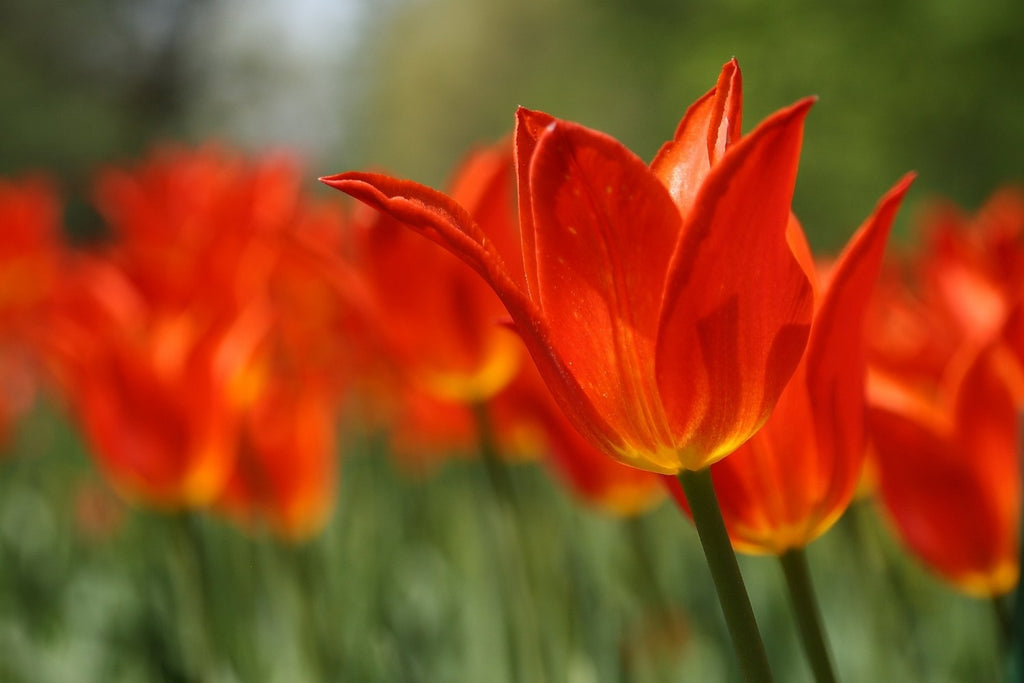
[323,59,815,474]
[916,188,1024,345]
[864,187,1024,596]
[50,146,355,537]
[869,343,1022,597]
[666,175,914,553]
[49,262,267,506]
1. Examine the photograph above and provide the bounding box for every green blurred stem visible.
[473,401,515,506]
[678,467,774,683]
[171,513,216,679]
[472,401,547,683]
[991,593,1012,648]
[779,548,839,683]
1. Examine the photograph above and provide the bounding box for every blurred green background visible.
[3,0,1023,246]
[1,0,1021,681]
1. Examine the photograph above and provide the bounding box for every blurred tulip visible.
[0,176,62,318]
[48,262,267,506]
[864,186,1024,597]
[869,343,1022,597]
[47,146,356,537]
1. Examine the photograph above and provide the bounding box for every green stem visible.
[678,467,773,682]
[991,593,1013,649]
[471,401,547,683]
[779,548,839,683]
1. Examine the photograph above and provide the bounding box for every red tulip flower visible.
[323,59,815,474]
[49,146,355,537]
[666,175,914,553]
[869,343,1022,597]
[50,269,266,506]
[864,187,1024,597]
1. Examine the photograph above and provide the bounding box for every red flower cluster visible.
[0,140,666,538]
[32,146,359,539]
[1,58,1018,604]
[323,60,918,542]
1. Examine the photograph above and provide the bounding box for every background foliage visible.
[3,0,1022,245]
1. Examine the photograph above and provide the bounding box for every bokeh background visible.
[1,0,1022,681]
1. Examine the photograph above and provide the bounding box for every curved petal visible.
[321,172,513,291]
[651,59,742,214]
[656,98,816,470]
[527,118,683,470]
[796,175,915,522]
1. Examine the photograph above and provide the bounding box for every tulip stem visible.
[472,401,548,683]
[678,467,774,682]
[779,547,839,683]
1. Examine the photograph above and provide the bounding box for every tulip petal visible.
[799,174,914,515]
[321,172,512,290]
[651,59,743,213]
[527,118,683,469]
[656,98,816,469]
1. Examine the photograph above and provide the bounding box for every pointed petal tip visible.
[516,106,558,132]
[754,96,817,135]
[871,172,917,214]
[892,171,918,196]
[319,171,360,189]
[794,95,818,110]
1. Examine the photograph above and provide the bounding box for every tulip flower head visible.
[865,187,1024,597]
[49,146,355,537]
[323,59,816,475]
[869,343,1022,597]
